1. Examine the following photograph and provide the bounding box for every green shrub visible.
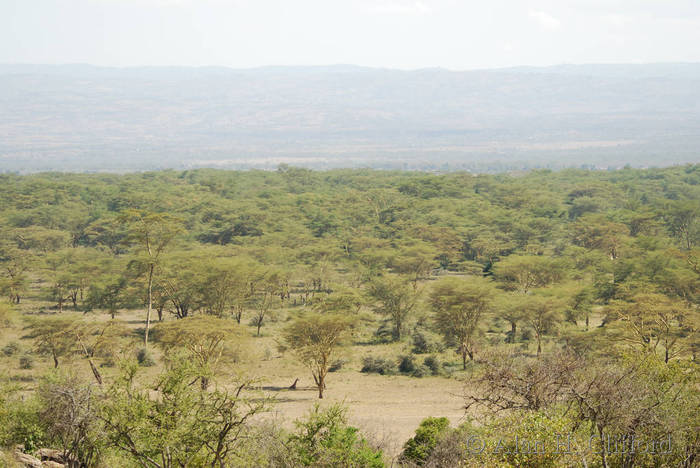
[411,331,442,354]
[136,348,155,367]
[100,357,116,368]
[411,364,429,378]
[398,355,416,374]
[482,411,575,468]
[328,359,347,372]
[19,354,34,369]
[2,341,21,356]
[423,356,441,375]
[401,417,451,465]
[373,323,394,343]
[0,389,47,452]
[361,356,396,375]
[288,404,384,467]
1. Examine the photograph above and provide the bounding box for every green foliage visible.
[1,166,699,466]
[37,373,102,466]
[101,358,268,468]
[152,315,247,388]
[328,358,347,372]
[484,411,576,468]
[398,355,416,374]
[136,347,155,367]
[287,404,384,467]
[0,384,47,452]
[411,330,443,354]
[368,274,419,341]
[284,313,355,398]
[361,356,396,375]
[429,276,496,367]
[18,354,34,369]
[423,356,441,375]
[24,316,79,368]
[0,303,14,327]
[401,417,451,465]
[1,341,20,357]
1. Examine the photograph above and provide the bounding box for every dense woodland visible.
[0,165,699,467]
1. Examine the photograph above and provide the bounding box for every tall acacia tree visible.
[0,240,32,304]
[522,295,563,357]
[429,276,496,369]
[153,316,248,389]
[493,255,566,342]
[368,274,419,340]
[119,210,182,347]
[284,313,354,399]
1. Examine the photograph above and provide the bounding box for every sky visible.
[2,0,700,70]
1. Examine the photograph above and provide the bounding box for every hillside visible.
[1,63,699,173]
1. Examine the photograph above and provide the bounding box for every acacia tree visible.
[0,241,32,304]
[74,320,129,385]
[200,258,254,320]
[60,247,109,310]
[522,295,563,357]
[429,276,496,369]
[86,275,134,319]
[368,274,419,340]
[250,269,282,336]
[493,255,566,343]
[664,200,699,251]
[44,250,74,312]
[493,255,567,294]
[607,292,694,362]
[26,316,77,368]
[119,210,182,347]
[390,243,438,289]
[566,357,694,468]
[101,359,268,468]
[570,217,630,261]
[495,293,526,344]
[284,313,354,399]
[158,254,206,319]
[313,285,365,315]
[153,316,247,389]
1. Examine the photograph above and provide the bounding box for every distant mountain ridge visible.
[1,63,699,173]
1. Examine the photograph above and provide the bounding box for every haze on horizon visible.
[2,1,700,174]
[3,0,700,70]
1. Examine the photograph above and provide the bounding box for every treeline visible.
[0,165,699,467]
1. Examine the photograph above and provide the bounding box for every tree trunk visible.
[88,359,103,385]
[462,349,467,370]
[510,321,517,343]
[599,428,609,468]
[318,376,324,399]
[52,351,59,368]
[537,335,542,357]
[145,265,154,348]
[394,316,402,341]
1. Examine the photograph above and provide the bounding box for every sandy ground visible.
[260,371,468,456]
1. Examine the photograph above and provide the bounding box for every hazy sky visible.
[3,0,700,70]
